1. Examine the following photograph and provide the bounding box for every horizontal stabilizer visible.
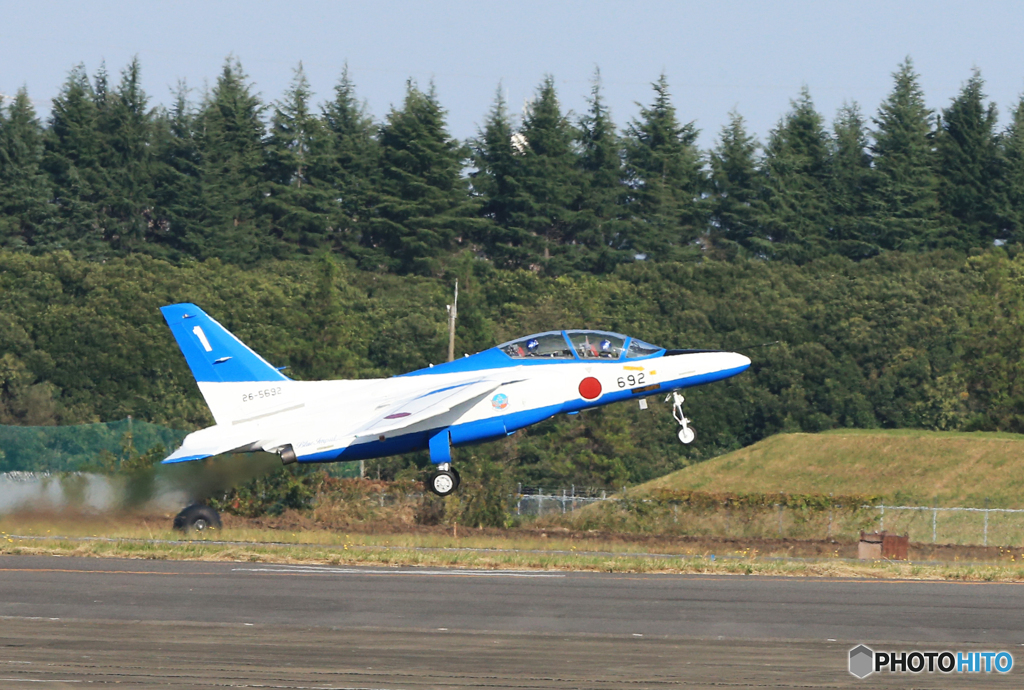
[161,425,262,464]
[161,452,214,465]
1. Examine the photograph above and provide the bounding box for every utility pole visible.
[447,279,458,362]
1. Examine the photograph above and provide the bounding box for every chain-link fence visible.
[874,505,1024,547]
[515,489,1024,546]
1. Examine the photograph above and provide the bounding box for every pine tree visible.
[708,111,760,257]
[623,74,705,261]
[195,57,271,263]
[574,70,629,271]
[264,63,336,251]
[100,57,155,250]
[150,83,203,258]
[320,65,380,255]
[43,64,107,253]
[0,89,53,247]
[999,95,1024,243]
[828,102,880,258]
[515,75,581,267]
[870,58,939,250]
[754,88,832,261]
[470,86,536,268]
[935,70,1001,249]
[369,81,478,275]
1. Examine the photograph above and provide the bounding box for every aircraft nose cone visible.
[720,354,753,370]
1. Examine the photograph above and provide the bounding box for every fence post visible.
[879,504,884,531]
[984,509,989,547]
[561,489,566,514]
[932,508,937,543]
[776,504,783,536]
[828,493,833,540]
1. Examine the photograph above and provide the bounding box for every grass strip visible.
[2,534,1024,582]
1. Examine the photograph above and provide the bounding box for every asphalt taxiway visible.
[0,555,1021,688]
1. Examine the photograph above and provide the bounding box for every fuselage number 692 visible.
[617,373,645,388]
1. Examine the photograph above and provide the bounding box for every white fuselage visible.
[178,349,750,464]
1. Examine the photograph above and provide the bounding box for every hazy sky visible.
[2,1,1023,148]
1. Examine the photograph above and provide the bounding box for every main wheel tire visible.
[429,470,458,497]
[173,503,222,533]
[678,426,696,444]
[451,467,461,490]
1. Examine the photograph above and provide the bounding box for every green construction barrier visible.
[0,420,188,473]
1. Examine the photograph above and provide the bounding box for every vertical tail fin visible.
[161,303,290,424]
[161,303,289,384]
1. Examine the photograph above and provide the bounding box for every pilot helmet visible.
[526,338,540,351]
[600,339,613,352]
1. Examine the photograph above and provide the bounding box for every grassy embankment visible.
[642,429,1024,506]
[553,429,1024,545]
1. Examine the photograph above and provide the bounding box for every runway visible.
[0,555,1021,687]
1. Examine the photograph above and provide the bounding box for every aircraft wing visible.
[165,373,523,463]
[351,377,516,441]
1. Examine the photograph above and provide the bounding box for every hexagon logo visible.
[849,644,874,679]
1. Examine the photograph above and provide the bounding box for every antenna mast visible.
[447,279,458,362]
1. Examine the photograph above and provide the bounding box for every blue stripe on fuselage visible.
[295,363,749,464]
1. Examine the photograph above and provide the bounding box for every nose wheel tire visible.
[666,391,696,445]
[172,503,222,533]
[429,469,459,496]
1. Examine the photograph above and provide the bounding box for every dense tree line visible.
[2,247,1023,486]
[3,57,1024,272]
[4,56,1024,488]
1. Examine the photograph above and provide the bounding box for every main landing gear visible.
[428,463,461,497]
[427,430,462,496]
[173,503,222,533]
[666,391,696,444]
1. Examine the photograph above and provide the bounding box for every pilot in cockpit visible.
[576,335,613,358]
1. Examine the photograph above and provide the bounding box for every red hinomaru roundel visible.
[578,376,602,400]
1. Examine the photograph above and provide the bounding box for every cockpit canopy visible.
[498,330,664,361]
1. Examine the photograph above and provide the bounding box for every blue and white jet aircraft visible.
[161,303,751,496]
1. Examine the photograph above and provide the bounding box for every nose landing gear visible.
[666,391,695,444]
